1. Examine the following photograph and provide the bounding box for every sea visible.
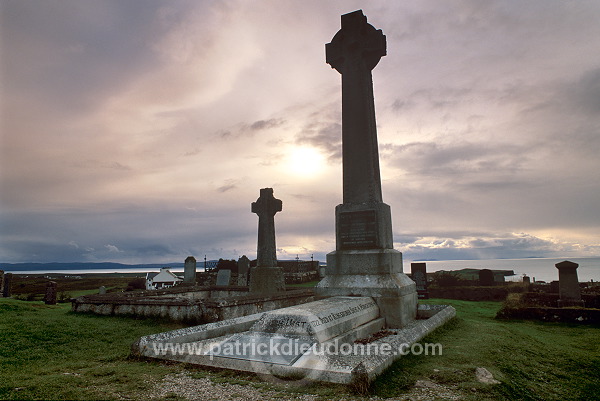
[3,257,599,283]
[409,257,600,283]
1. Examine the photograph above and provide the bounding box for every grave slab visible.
[216,270,232,286]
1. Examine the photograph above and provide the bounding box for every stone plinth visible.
[248,266,285,294]
[184,256,197,284]
[556,260,584,307]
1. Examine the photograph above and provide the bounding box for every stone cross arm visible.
[326,10,386,73]
[252,188,282,217]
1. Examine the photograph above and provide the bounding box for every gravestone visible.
[184,256,197,284]
[249,188,285,293]
[315,10,417,328]
[44,281,57,305]
[523,276,531,285]
[479,269,494,286]
[237,255,250,286]
[216,269,232,286]
[0,270,4,297]
[2,273,12,298]
[555,260,584,307]
[411,263,429,299]
[99,286,107,294]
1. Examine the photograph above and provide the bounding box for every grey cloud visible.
[398,232,563,261]
[403,87,474,111]
[391,99,415,111]
[217,180,238,193]
[1,0,171,115]
[574,68,600,114]
[384,140,528,181]
[249,119,285,131]
[216,119,286,141]
[0,204,258,263]
[295,122,341,161]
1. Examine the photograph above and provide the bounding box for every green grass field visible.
[1,298,598,400]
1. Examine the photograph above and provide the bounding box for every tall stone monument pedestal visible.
[318,250,416,328]
[315,10,416,328]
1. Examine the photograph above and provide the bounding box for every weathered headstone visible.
[99,286,107,294]
[0,270,4,297]
[411,263,429,299]
[249,188,285,293]
[184,256,197,284]
[216,269,232,286]
[237,255,250,286]
[315,10,417,328]
[556,260,584,307]
[479,269,494,286]
[522,275,531,285]
[2,273,12,298]
[44,281,57,305]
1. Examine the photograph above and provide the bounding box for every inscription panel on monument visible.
[339,210,378,249]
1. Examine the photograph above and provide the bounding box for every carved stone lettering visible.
[339,210,378,249]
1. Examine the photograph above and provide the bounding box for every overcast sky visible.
[1,0,599,265]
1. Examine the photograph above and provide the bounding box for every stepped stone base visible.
[316,249,417,328]
[249,266,285,293]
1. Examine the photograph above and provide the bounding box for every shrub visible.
[431,271,467,287]
[125,278,146,291]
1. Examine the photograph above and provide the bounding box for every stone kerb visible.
[250,296,379,343]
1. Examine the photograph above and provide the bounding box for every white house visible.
[145,268,183,290]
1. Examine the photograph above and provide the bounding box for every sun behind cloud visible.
[287,146,325,178]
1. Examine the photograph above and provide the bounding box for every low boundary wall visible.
[72,287,315,324]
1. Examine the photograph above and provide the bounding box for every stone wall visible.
[516,292,600,308]
[428,286,509,301]
[195,271,318,286]
[72,288,315,324]
[284,271,319,284]
[496,306,600,324]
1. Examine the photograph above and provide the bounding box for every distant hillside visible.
[0,262,185,272]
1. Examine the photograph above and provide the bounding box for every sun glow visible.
[287,146,325,177]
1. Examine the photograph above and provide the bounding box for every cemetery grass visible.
[372,299,600,401]
[1,299,598,400]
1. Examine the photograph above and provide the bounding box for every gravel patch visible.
[147,372,465,401]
